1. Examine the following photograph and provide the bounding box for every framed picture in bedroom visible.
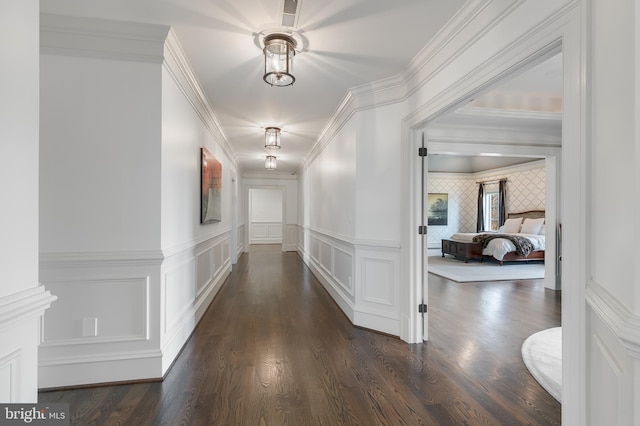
[201,147,222,224]
[427,193,448,226]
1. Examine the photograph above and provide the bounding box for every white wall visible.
[250,189,283,222]
[38,20,237,387]
[159,31,236,373]
[39,16,168,388]
[584,0,640,424]
[355,105,403,242]
[0,0,56,403]
[299,119,357,238]
[40,57,162,253]
[298,106,402,336]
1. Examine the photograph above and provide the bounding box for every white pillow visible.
[502,217,523,233]
[520,218,545,235]
[539,225,545,235]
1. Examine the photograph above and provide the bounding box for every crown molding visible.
[301,0,517,174]
[242,171,298,181]
[426,128,562,147]
[302,0,580,175]
[40,13,170,63]
[163,29,237,168]
[454,106,562,121]
[428,158,546,181]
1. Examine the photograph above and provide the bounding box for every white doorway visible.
[412,46,563,343]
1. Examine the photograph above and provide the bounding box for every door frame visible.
[244,185,287,250]
[400,10,586,425]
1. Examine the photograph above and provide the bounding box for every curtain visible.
[498,179,507,227]
[476,183,484,232]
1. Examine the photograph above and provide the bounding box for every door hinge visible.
[418,147,428,157]
[418,303,428,313]
[418,225,427,235]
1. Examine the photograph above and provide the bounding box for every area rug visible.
[522,327,562,402]
[427,255,544,282]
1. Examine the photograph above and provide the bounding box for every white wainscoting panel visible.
[284,224,298,252]
[319,240,333,274]
[250,222,282,244]
[297,227,401,337]
[0,351,17,402]
[42,278,149,344]
[354,246,401,336]
[196,249,213,295]
[0,287,56,400]
[164,260,196,334]
[333,247,353,293]
[237,224,246,257]
[1,288,55,401]
[361,259,394,305]
[39,234,232,388]
[160,233,232,374]
[39,252,162,388]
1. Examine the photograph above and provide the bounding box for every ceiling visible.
[427,52,563,173]
[40,1,563,175]
[40,0,467,174]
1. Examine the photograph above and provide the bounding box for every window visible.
[484,192,500,231]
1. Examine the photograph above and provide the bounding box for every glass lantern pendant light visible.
[265,155,277,170]
[263,34,296,87]
[265,127,281,149]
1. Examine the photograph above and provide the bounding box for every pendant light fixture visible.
[265,155,277,170]
[263,33,296,87]
[264,127,281,149]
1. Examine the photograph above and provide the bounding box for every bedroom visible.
[422,51,561,291]
[426,155,549,279]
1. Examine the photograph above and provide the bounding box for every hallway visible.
[40,245,561,425]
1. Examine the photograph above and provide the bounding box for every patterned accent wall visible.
[426,178,476,245]
[427,163,546,248]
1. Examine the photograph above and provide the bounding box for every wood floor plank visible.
[40,245,561,425]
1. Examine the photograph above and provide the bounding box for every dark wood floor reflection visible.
[40,245,561,425]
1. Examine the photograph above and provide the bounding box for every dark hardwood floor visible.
[40,245,561,425]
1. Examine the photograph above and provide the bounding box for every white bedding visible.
[449,232,545,261]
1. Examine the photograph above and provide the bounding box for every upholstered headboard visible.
[508,210,545,220]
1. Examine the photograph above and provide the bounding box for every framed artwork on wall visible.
[427,193,448,226]
[201,147,222,224]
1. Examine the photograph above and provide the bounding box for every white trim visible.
[428,159,547,181]
[163,29,237,168]
[0,287,57,332]
[40,13,169,63]
[40,250,164,267]
[38,349,163,367]
[161,230,231,259]
[426,131,561,147]
[586,281,640,359]
[241,171,298,180]
[395,1,584,423]
[300,225,400,249]
[300,0,502,174]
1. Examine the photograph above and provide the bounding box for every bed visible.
[445,210,546,265]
